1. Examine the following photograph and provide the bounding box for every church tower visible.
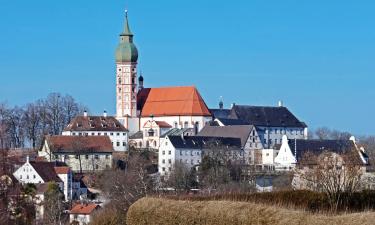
[115,11,139,132]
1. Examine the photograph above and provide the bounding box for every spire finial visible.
[121,9,133,36]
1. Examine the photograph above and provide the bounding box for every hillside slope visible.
[127,197,375,225]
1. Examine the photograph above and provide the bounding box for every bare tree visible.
[294,150,364,211]
[5,107,25,148]
[23,103,41,149]
[45,93,65,135]
[43,182,65,225]
[163,162,197,193]
[98,150,155,214]
[315,127,331,140]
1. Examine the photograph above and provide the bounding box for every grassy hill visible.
[127,197,375,225]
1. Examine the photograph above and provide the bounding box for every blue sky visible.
[0,0,374,135]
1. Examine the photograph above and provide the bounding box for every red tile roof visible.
[54,167,70,174]
[155,121,172,128]
[139,86,211,117]
[70,203,100,215]
[46,136,114,153]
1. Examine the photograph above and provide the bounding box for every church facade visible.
[115,12,212,148]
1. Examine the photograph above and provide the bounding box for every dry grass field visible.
[127,197,375,225]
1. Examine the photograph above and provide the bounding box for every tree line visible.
[0,93,87,150]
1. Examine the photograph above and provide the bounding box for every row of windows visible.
[179,150,200,156]
[72,132,126,137]
[56,154,110,160]
[266,129,304,135]
[112,142,127,147]
[19,174,36,180]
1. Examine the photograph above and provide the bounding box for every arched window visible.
[118,78,122,84]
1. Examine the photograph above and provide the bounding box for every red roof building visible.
[138,86,211,117]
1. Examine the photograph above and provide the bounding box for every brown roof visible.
[46,136,114,153]
[198,125,254,147]
[138,86,211,117]
[63,115,128,132]
[70,203,100,215]
[155,121,172,128]
[54,167,71,174]
[30,162,63,183]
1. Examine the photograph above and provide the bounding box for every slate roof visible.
[168,135,242,149]
[45,136,114,153]
[64,115,127,132]
[160,128,194,138]
[30,162,63,183]
[289,139,368,164]
[215,118,249,126]
[198,125,254,147]
[129,131,143,140]
[210,108,231,119]
[138,86,211,117]
[229,105,307,128]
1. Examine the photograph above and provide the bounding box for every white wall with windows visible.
[62,130,128,152]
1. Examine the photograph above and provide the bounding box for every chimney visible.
[103,110,107,118]
[83,110,88,117]
[26,155,29,163]
[278,100,283,107]
[231,102,236,108]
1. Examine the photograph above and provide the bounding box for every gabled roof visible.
[138,86,211,117]
[289,139,368,164]
[155,121,172,128]
[129,131,143,140]
[168,136,242,149]
[64,115,127,132]
[198,125,254,147]
[54,167,71,174]
[229,105,307,128]
[215,118,249,126]
[160,128,194,138]
[45,136,114,153]
[70,203,100,215]
[210,108,231,119]
[30,162,63,183]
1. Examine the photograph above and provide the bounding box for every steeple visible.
[116,10,138,63]
[121,10,133,39]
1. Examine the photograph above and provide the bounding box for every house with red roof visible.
[39,136,114,172]
[69,202,101,225]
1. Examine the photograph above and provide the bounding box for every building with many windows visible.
[62,111,129,151]
[39,136,113,172]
